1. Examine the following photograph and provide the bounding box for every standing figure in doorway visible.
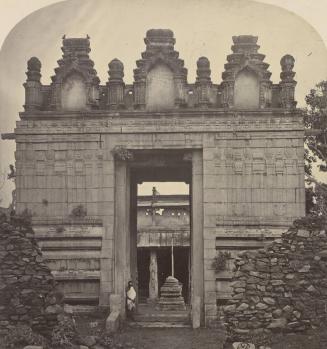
[126,281,136,320]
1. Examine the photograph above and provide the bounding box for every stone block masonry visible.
[223,217,327,339]
[2,29,306,325]
[0,216,64,337]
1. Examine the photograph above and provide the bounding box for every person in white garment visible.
[126,280,136,320]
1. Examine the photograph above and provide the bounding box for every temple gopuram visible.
[2,29,305,327]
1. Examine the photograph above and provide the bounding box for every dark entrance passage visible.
[137,249,150,303]
[157,247,190,303]
[137,247,190,304]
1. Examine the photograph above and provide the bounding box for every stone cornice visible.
[15,110,303,136]
[19,108,301,119]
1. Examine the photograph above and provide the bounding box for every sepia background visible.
[0,0,326,206]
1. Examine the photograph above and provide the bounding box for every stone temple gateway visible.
[3,29,305,326]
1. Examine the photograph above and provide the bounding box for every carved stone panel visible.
[146,64,175,111]
[61,73,87,111]
[234,69,260,109]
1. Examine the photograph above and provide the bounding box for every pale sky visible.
[0,0,326,204]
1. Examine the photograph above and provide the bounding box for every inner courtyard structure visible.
[2,29,305,326]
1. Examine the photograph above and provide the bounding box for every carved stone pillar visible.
[195,57,212,107]
[49,82,61,110]
[192,150,204,325]
[148,249,158,302]
[260,81,272,108]
[280,54,297,109]
[24,57,43,111]
[112,146,133,317]
[107,58,125,109]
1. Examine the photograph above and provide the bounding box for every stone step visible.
[134,312,190,322]
[128,321,191,328]
[67,304,108,315]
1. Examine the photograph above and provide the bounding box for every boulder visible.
[267,318,287,329]
[232,342,255,349]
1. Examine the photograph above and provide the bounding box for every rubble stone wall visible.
[0,217,63,337]
[223,218,327,337]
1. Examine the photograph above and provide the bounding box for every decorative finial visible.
[196,56,211,82]
[26,57,41,82]
[27,57,41,72]
[231,35,259,55]
[108,58,124,81]
[86,34,90,39]
[145,29,175,51]
[62,34,66,40]
[280,54,296,82]
[280,54,295,73]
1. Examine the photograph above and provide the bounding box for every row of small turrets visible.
[23,29,297,111]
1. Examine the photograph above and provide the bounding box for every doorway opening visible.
[136,182,191,304]
[128,151,192,308]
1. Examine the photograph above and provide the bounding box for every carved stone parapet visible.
[108,84,124,109]
[89,76,100,109]
[49,82,61,110]
[174,75,187,107]
[260,81,272,108]
[221,81,234,108]
[280,82,297,109]
[133,80,146,109]
[196,84,212,107]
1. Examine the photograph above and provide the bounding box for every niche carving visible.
[234,69,260,109]
[61,73,87,111]
[146,64,175,111]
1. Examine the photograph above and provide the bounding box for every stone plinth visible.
[158,276,185,310]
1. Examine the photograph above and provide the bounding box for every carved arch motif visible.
[61,72,87,111]
[49,37,100,110]
[221,35,272,109]
[144,55,182,76]
[234,67,260,109]
[146,63,175,111]
[133,29,188,109]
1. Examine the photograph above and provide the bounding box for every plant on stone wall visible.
[212,251,231,272]
[10,208,33,226]
[111,145,134,161]
[70,205,87,218]
[51,314,77,349]
[2,324,48,349]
